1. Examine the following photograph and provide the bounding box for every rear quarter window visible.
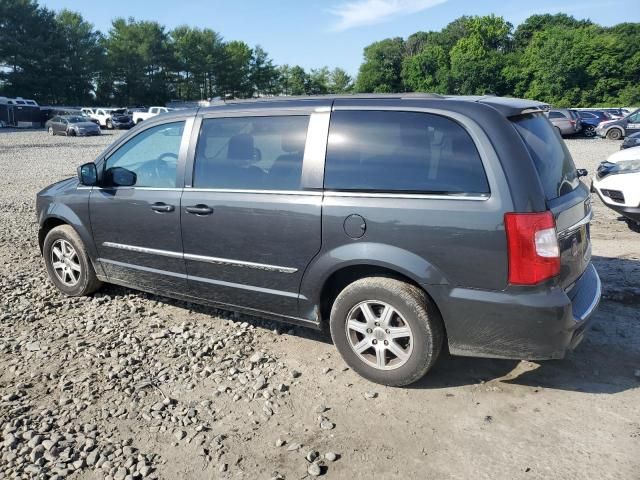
[324,110,489,195]
[512,114,579,200]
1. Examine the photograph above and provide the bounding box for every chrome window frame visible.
[184,108,329,191]
[323,106,505,202]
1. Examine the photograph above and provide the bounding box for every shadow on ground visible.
[96,261,639,397]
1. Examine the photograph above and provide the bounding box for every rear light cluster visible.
[505,212,560,285]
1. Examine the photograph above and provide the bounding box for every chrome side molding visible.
[102,242,297,274]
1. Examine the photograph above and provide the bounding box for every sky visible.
[41,0,639,75]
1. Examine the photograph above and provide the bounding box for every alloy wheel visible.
[345,300,414,370]
[50,239,81,287]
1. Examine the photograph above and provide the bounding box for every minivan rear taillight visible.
[504,212,560,285]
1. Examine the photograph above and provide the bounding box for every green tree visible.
[308,67,330,95]
[287,65,308,95]
[55,10,104,105]
[328,68,353,94]
[250,45,278,96]
[513,13,592,50]
[0,0,60,102]
[170,26,225,100]
[449,15,512,95]
[106,18,174,105]
[402,44,449,93]
[516,26,599,106]
[218,40,252,98]
[355,37,405,93]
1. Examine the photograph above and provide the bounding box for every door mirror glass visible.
[77,162,98,186]
[106,166,137,187]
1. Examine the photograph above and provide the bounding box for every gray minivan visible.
[36,94,601,386]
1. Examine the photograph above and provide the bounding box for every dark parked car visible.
[45,115,101,136]
[574,110,611,137]
[596,108,640,140]
[109,108,134,129]
[621,131,640,149]
[548,109,582,136]
[601,108,625,119]
[36,94,601,386]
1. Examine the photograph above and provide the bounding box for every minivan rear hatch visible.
[512,113,592,289]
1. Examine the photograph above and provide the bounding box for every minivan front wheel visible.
[43,225,102,296]
[330,277,443,386]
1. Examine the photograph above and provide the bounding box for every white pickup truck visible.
[81,108,114,128]
[132,106,170,124]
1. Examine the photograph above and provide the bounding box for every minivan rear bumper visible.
[431,263,601,360]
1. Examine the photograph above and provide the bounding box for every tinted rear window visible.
[512,114,578,200]
[324,110,489,194]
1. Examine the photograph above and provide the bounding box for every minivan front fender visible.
[38,201,103,276]
[298,242,448,321]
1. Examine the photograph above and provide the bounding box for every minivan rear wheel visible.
[43,225,102,296]
[330,277,443,386]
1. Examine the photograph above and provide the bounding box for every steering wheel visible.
[133,153,177,186]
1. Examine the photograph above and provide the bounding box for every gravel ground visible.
[0,129,638,480]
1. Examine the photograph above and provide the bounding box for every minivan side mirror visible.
[77,162,98,186]
[105,166,137,187]
[577,168,588,178]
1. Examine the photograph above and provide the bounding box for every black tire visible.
[583,125,596,138]
[606,128,622,140]
[43,225,102,296]
[330,277,444,386]
[68,129,76,137]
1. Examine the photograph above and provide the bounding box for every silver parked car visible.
[45,115,101,136]
[548,109,582,137]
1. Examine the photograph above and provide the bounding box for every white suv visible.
[593,146,640,227]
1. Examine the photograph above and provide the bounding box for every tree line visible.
[357,14,640,107]
[1,1,638,107]
[0,0,354,106]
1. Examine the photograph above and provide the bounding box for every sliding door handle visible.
[185,204,213,215]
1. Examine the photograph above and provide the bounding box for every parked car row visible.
[77,106,172,129]
[547,106,640,140]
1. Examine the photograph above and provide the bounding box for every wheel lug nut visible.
[375,322,379,327]
[385,329,390,334]
[384,340,388,346]
[366,328,372,333]
[372,339,377,345]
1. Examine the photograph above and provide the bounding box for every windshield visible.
[66,116,87,123]
[512,113,579,200]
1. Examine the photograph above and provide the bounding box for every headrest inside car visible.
[282,132,306,153]
[228,134,254,160]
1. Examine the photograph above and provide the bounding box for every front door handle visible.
[185,204,213,215]
[150,202,174,213]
